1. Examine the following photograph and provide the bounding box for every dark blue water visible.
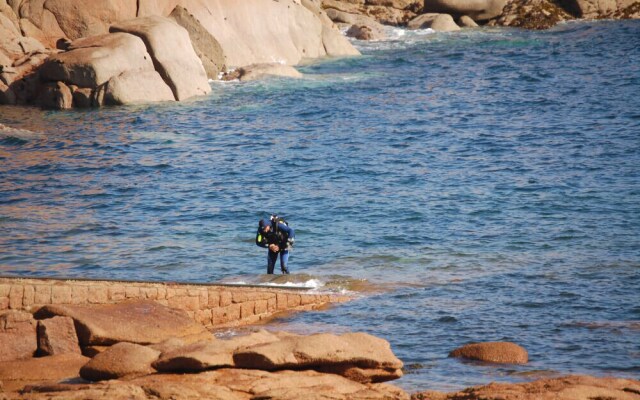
[1,21,639,391]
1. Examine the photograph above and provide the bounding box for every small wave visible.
[0,123,43,144]
[225,278,324,290]
[146,245,184,252]
[564,320,640,331]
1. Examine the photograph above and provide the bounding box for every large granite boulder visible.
[412,375,640,400]
[569,0,639,18]
[233,332,403,383]
[40,0,137,39]
[325,8,388,39]
[0,353,89,393]
[39,32,154,88]
[449,341,528,364]
[37,316,81,356]
[0,7,48,105]
[301,0,368,50]
[34,300,209,346]
[0,310,37,362]
[458,14,479,26]
[80,342,161,381]
[104,70,175,105]
[37,80,73,109]
[422,0,507,20]
[178,0,359,68]
[407,13,461,30]
[169,5,226,79]
[110,16,211,101]
[153,329,280,372]
[20,368,410,399]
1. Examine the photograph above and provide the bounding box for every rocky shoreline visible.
[1,0,639,109]
[1,278,639,399]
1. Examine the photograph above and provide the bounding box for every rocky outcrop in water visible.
[0,0,360,108]
[407,13,462,30]
[0,299,408,399]
[412,375,640,400]
[319,0,640,32]
[222,63,304,82]
[449,341,529,364]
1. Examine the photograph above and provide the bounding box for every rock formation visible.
[449,341,529,364]
[407,13,462,30]
[486,0,575,28]
[223,63,304,82]
[34,300,210,346]
[0,298,409,399]
[80,342,161,381]
[422,0,508,20]
[36,316,81,356]
[0,310,37,362]
[412,375,640,400]
[0,0,360,108]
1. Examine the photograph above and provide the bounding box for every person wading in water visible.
[256,215,295,274]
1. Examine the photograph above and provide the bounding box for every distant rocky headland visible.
[1,0,638,110]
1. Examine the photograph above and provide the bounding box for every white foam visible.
[0,124,43,139]
[223,279,324,289]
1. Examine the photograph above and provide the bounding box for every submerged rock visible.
[449,341,528,364]
[223,63,303,82]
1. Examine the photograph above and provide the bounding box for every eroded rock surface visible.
[411,375,640,400]
[34,300,209,346]
[407,12,461,30]
[36,316,81,356]
[0,310,37,362]
[0,353,88,393]
[223,63,303,82]
[110,16,211,101]
[233,332,404,382]
[80,342,161,381]
[153,329,280,372]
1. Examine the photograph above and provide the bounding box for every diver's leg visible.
[267,250,277,274]
[280,250,290,274]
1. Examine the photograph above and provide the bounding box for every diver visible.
[256,215,295,274]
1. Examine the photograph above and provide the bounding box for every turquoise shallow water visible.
[1,20,639,391]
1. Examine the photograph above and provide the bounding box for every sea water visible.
[1,20,639,391]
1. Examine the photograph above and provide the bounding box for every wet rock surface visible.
[449,341,529,364]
